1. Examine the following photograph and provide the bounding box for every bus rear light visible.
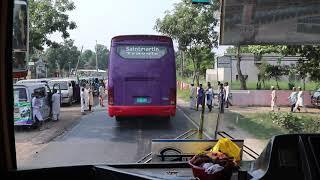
[170,88,176,105]
[108,87,114,105]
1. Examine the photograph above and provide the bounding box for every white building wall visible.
[208,54,302,84]
[227,53,301,82]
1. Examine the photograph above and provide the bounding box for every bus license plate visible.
[136,97,149,104]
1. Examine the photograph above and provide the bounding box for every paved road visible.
[19,105,195,169]
[15,97,100,165]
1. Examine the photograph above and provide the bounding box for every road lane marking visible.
[176,106,211,139]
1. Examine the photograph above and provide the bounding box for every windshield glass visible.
[49,81,68,90]
[14,87,27,103]
[11,0,320,171]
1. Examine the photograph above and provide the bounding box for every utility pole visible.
[95,40,98,72]
[75,46,83,75]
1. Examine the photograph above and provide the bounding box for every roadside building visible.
[206,53,307,83]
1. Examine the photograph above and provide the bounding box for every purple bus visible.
[108,35,176,120]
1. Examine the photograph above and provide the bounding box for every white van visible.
[16,78,51,85]
[14,83,53,127]
[49,79,78,105]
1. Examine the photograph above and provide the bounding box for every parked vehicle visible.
[16,78,51,85]
[48,79,78,105]
[13,83,59,128]
[311,88,320,108]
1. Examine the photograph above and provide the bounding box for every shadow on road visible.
[115,116,172,130]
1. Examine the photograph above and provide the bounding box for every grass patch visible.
[177,88,190,102]
[226,112,286,139]
[178,76,319,90]
[232,80,319,90]
[230,81,258,90]
[226,112,320,139]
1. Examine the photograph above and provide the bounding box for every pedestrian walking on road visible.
[206,82,213,112]
[32,92,44,129]
[196,84,204,111]
[189,83,196,109]
[288,87,299,112]
[218,84,226,113]
[224,82,232,108]
[271,86,279,111]
[99,84,105,107]
[51,89,61,121]
[88,86,94,111]
[293,87,307,112]
[84,85,89,111]
[80,87,86,114]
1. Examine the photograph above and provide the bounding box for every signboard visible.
[217,56,231,68]
[220,0,320,45]
[117,45,167,60]
[14,101,32,125]
[35,59,46,78]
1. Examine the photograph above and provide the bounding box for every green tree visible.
[283,45,320,83]
[155,0,219,85]
[79,49,94,69]
[225,46,251,89]
[226,45,286,90]
[226,46,251,54]
[266,64,289,90]
[45,39,80,77]
[257,60,270,89]
[29,0,77,53]
[93,44,109,70]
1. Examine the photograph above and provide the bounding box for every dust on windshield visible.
[12,0,320,171]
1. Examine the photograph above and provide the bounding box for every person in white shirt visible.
[80,87,86,114]
[84,85,89,111]
[205,82,213,112]
[88,86,94,111]
[271,86,279,111]
[99,84,105,107]
[51,89,61,121]
[32,92,44,129]
[293,87,307,112]
[68,83,73,103]
[224,82,232,108]
[288,87,298,112]
[189,83,196,109]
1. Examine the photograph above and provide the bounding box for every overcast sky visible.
[50,0,228,55]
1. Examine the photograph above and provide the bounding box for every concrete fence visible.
[230,90,312,107]
[177,81,313,107]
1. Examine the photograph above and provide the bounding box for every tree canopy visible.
[45,39,80,77]
[155,0,219,84]
[29,0,77,52]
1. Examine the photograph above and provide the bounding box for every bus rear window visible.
[116,45,167,59]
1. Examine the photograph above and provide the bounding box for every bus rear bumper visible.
[108,105,176,117]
